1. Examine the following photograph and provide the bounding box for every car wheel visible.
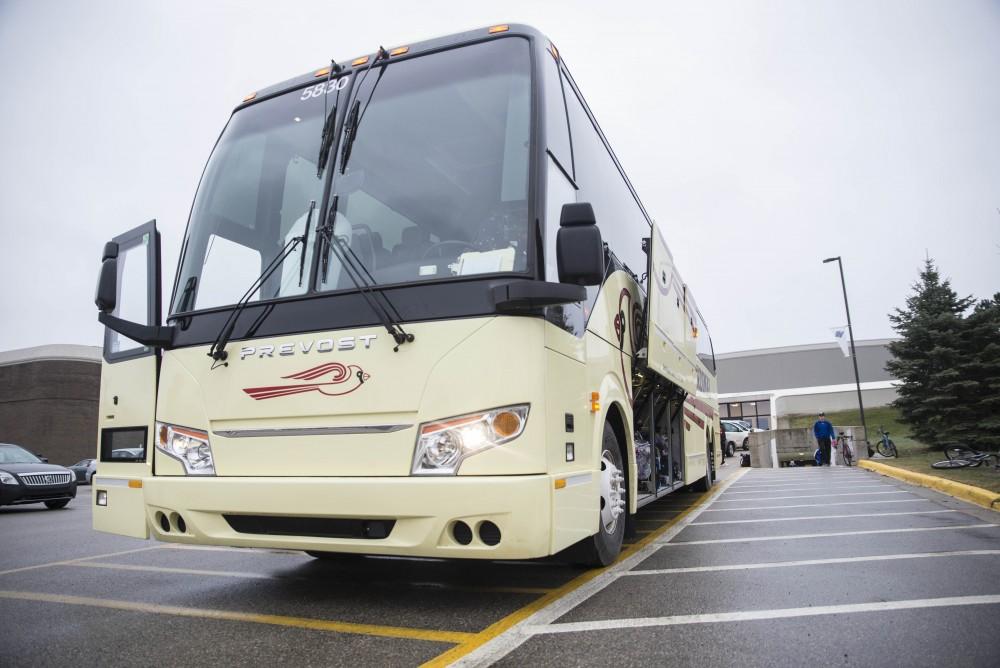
[45,500,70,510]
[742,437,749,450]
[726,442,736,457]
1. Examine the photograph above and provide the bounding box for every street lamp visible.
[823,256,871,456]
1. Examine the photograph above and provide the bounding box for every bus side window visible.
[562,81,648,280]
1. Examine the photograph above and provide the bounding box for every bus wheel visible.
[692,441,714,492]
[573,422,626,567]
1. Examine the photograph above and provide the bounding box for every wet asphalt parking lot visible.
[2,464,998,667]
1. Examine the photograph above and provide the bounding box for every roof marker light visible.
[314,67,332,77]
[242,92,256,103]
[389,46,409,56]
[489,25,509,34]
[352,55,369,66]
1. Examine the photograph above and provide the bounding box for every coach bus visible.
[92,24,719,566]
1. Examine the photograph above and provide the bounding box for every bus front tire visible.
[572,422,627,567]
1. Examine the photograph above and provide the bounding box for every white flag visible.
[831,326,851,357]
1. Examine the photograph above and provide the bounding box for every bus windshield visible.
[172,37,532,315]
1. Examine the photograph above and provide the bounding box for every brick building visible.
[0,345,101,465]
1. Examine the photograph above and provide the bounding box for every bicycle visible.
[873,427,897,458]
[835,431,854,467]
[931,446,1000,470]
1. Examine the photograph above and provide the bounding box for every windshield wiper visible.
[315,197,414,352]
[316,59,343,176]
[298,200,316,287]
[207,215,311,366]
[340,46,388,174]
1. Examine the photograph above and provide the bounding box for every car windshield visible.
[172,37,532,314]
[0,445,42,464]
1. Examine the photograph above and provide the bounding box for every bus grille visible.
[223,515,395,540]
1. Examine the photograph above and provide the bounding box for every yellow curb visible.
[859,460,1000,512]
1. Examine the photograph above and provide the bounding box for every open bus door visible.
[92,221,163,538]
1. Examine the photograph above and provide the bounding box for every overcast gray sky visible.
[1,0,997,355]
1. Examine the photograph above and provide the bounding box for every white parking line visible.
[622,549,1000,576]
[527,595,1000,635]
[703,498,932,512]
[660,523,999,545]
[0,546,163,577]
[723,485,889,495]
[690,510,958,525]
[713,490,912,502]
[448,470,749,667]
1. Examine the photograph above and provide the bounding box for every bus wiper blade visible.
[315,200,414,352]
[298,200,315,287]
[207,223,309,367]
[316,59,343,177]
[340,46,388,174]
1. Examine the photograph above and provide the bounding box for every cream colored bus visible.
[92,24,719,566]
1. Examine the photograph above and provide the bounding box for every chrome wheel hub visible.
[600,449,626,534]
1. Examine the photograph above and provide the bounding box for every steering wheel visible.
[420,240,475,260]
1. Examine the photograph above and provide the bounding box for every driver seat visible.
[392,226,432,263]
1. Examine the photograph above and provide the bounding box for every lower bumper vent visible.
[223,515,395,540]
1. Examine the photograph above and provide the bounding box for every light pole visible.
[823,256,871,455]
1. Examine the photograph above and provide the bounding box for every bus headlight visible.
[411,404,529,475]
[156,422,215,475]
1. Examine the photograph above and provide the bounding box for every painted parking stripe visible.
[0,546,163,577]
[66,561,553,596]
[0,590,474,644]
[439,470,751,667]
[723,485,889,495]
[527,595,1000,635]
[690,509,958,525]
[661,523,999,545]
[623,549,1000,576]
[713,490,912,502]
[702,498,932,512]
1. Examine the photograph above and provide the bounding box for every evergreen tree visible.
[886,259,973,446]
[959,294,1000,450]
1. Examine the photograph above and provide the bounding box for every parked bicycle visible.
[873,427,897,458]
[931,446,1000,470]
[835,431,854,467]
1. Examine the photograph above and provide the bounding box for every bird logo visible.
[242,362,370,400]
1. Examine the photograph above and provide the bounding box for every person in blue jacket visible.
[813,412,835,466]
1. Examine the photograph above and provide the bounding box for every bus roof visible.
[236,23,550,111]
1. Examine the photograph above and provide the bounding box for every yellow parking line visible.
[0,590,474,644]
[0,546,163,577]
[421,469,748,667]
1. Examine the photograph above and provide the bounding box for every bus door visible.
[93,221,161,538]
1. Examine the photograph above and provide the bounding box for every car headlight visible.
[411,404,529,475]
[0,470,18,485]
[156,422,215,475]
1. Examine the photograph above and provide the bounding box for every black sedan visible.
[0,443,77,509]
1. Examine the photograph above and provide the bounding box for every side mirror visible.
[95,241,119,313]
[557,203,604,286]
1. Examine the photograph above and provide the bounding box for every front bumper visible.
[0,481,77,506]
[104,475,577,560]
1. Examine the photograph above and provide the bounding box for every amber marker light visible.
[314,67,331,77]
[488,24,509,34]
[242,92,256,102]
[491,411,522,439]
[389,46,409,57]
[128,479,143,489]
[352,55,369,66]
[590,392,600,413]
[554,478,567,490]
